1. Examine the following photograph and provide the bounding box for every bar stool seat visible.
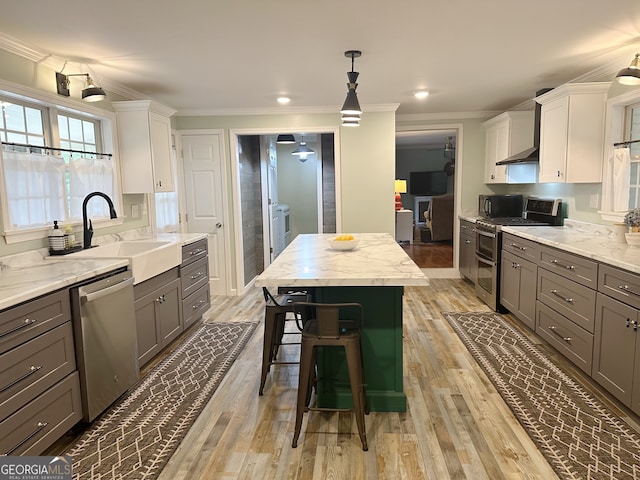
[292,302,368,451]
[259,287,310,395]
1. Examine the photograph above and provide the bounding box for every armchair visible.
[423,194,454,242]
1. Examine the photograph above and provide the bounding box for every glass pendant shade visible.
[292,141,314,156]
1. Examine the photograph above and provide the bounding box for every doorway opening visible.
[232,130,338,291]
[395,127,460,273]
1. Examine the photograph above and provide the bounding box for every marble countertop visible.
[255,233,429,287]
[502,221,640,274]
[0,257,129,311]
[0,231,208,311]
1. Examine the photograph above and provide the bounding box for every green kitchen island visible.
[254,233,429,412]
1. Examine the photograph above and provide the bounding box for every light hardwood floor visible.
[157,279,570,480]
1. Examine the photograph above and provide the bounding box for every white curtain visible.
[2,151,65,228]
[612,147,631,212]
[68,156,115,219]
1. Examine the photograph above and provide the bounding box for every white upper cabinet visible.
[536,83,609,183]
[112,100,177,193]
[482,111,535,184]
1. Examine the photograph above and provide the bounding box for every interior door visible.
[181,133,227,295]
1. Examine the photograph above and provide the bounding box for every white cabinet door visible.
[113,100,176,193]
[537,83,608,184]
[484,123,508,183]
[149,112,174,192]
[538,96,569,183]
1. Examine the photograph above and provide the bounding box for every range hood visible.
[496,88,552,166]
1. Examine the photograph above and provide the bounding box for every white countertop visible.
[502,222,640,274]
[0,232,208,311]
[0,257,129,311]
[255,233,429,287]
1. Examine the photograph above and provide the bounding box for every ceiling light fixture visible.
[414,90,429,99]
[276,134,296,144]
[292,137,314,162]
[616,53,640,85]
[340,50,362,126]
[277,96,291,104]
[56,72,106,102]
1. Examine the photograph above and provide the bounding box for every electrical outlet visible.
[589,194,600,209]
[141,203,148,216]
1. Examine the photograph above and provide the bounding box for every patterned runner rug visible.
[444,311,640,480]
[65,321,257,479]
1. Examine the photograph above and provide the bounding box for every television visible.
[409,170,448,195]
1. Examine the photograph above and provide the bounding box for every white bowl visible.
[327,237,360,251]
[625,232,640,247]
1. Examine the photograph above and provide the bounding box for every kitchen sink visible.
[64,240,182,284]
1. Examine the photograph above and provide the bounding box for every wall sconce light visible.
[394,179,407,211]
[56,72,107,102]
[340,50,362,127]
[292,137,314,162]
[615,53,640,85]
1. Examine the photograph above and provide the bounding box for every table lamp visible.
[394,179,407,211]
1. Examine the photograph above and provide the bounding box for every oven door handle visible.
[475,253,497,267]
[476,229,496,239]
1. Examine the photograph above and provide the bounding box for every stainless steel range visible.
[475,197,563,311]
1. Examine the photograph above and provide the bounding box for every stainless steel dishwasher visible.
[71,270,139,422]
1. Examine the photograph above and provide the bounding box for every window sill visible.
[599,211,625,223]
[3,217,125,245]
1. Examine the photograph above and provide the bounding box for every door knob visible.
[216,222,222,228]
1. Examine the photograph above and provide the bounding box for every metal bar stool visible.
[259,287,310,395]
[291,302,368,451]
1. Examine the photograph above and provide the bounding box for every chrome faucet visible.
[82,192,117,249]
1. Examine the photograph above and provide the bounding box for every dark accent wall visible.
[239,135,263,282]
[321,133,336,233]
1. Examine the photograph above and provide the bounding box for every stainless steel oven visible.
[474,221,501,310]
[473,197,564,312]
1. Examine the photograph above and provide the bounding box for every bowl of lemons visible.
[327,234,360,251]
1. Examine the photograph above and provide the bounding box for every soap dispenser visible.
[48,221,65,252]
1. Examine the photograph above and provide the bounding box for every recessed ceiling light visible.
[414,90,429,99]
[277,96,291,104]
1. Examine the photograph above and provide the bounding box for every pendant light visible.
[615,53,640,85]
[292,136,314,162]
[276,134,296,144]
[340,50,362,126]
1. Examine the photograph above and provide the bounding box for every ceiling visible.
[0,1,639,120]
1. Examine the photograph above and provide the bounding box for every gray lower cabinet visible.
[500,249,537,330]
[459,219,477,284]
[135,268,183,367]
[180,239,211,330]
[593,265,640,415]
[0,289,81,455]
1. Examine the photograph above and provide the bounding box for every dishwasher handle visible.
[80,276,135,304]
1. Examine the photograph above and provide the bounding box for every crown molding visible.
[397,110,501,122]
[176,103,399,117]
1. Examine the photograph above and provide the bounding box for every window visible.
[601,88,640,222]
[628,103,640,209]
[0,96,117,239]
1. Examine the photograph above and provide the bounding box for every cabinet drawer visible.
[502,233,540,263]
[598,264,640,310]
[181,257,209,299]
[459,219,476,234]
[537,268,596,333]
[0,371,81,455]
[0,289,71,354]
[183,284,210,330]
[0,322,76,422]
[536,301,593,375]
[538,245,598,288]
[134,267,179,300]
[181,239,208,266]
